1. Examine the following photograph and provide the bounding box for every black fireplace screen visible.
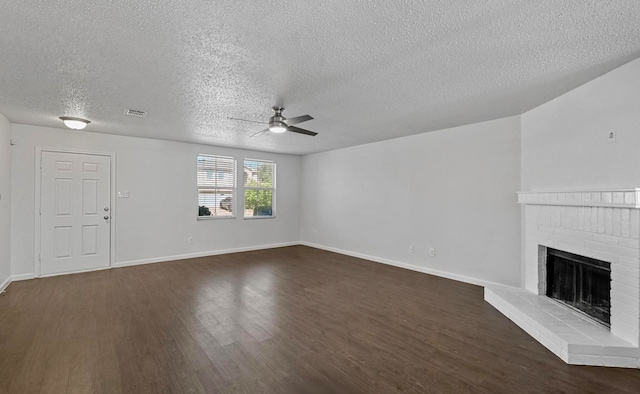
[546,248,611,326]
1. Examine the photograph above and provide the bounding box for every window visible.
[244,159,275,218]
[197,154,236,218]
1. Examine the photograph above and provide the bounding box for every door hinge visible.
[38,253,41,262]
[39,207,41,215]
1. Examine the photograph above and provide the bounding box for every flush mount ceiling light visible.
[59,116,90,130]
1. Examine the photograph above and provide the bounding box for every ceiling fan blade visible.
[287,126,318,136]
[283,115,313,126]
[228,117,268,124]
[250,128,269,138]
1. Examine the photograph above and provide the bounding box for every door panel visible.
[40,151,111,276]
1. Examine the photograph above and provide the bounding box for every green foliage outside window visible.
[244,160,274,215]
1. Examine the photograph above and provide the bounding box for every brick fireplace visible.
[485,189,640,368]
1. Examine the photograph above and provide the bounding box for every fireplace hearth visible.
[545,248,611,326]
[485,188,640,368]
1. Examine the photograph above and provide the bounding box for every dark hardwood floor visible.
[1,246,639,393]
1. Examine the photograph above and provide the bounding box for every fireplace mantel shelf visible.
[518,189,640,208]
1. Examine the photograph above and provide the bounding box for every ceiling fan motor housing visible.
[269,107,287,132]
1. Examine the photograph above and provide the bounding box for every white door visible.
[40,151,111,276]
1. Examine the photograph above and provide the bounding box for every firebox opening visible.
[545,248,611,327]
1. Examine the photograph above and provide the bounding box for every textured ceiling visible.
[1,1,639,155]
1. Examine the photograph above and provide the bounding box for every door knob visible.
[104,216,109,220]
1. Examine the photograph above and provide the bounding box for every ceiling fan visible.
[229,107,318,137]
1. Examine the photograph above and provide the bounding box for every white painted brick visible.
[526,240,539,253]
[553,206,562,227]
[584,207,592,232]
[631,210,640,239]
[555,227,580,237]
[538,224,555,234]
[612,263,640,279]
[612,271,640,289]
[602,356,639,368]
[527,230,550,240]
[582,192,591,204]
[605,208,614,235]
[591,250,618,264]
[601,346,640,358]
[588,233,620,245]
[525,281,538,294]
[578,207,585,231]
[610,245,640,259]
[618,237,639,249]
[555,235,586,248]
[562,206,571,229]
[611,318,639,345]
[591,208,598,233]
[554,242,590,258]
[586,240,619,255]
[622,209,631,238]
[603,192,613,204]
[567,343,600,355]
[567,353,603,366]
[613,209,622,237]
[541,208,551,226]
[613,192,624,204]
[598,208,606,234]
[539,240,554,249]
[526,223,539,232]
[591,192,602,203]
[625,192,636,206]
[564,193,572,204]
[611,289,640,312]
[572,207,579,230]
[610,298,640,319]
[618,256,640,270]
[528,206,537,224]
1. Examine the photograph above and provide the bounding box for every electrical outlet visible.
[409,245,414,253]
[188,236,194,244]
[608,130,616,143]
[429,248,436,257]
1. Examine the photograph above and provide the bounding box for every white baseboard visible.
[0,275,11,292]
[8,242,502,289]
[115,241,301,268]
[11,273,36,281]
[300,241,504,288]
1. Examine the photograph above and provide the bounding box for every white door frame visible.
[34,147,117,277]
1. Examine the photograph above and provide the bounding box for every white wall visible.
[10,124,301,277]
[0,113,11,289]
[522,57,640,190]
[301,116,522,286]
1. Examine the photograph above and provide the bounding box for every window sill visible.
[244,216,276,220]
[197,216,236,220]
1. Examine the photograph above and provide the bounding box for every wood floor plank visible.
[1,245,640,393]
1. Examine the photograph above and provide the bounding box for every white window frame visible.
[197,154,236,220]
[243,158,276,219]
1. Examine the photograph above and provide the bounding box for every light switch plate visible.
[117,190,130,198]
